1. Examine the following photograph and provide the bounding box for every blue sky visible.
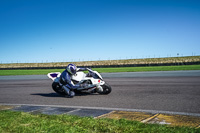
[0,0,200,63]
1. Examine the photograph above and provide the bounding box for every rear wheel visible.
[98,83,112,95]
[52,82,65,95]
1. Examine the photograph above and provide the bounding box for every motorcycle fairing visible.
[71,71,85,82]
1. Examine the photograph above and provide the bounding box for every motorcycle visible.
[47,68,112,97]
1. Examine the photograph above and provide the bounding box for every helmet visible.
[66,64,77,75]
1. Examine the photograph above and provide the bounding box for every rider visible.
[60,63,87,97]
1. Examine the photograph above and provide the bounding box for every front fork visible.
[96,84,103,92]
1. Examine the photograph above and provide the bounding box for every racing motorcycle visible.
[47,68,112,96]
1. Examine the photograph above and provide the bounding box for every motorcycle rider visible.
[60,63,87,97]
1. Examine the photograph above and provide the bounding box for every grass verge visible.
[0,110,199,133]
[0,69,64,76]
[93,64,200,73]
[0,65,200,76]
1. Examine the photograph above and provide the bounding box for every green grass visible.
[0,65,200,76]
[0,69,64,76]
[93,64,200,73]
[0,110,199,133]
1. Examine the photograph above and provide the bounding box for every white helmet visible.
[66,64,77,75]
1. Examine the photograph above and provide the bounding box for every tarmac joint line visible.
[94,111,116,119]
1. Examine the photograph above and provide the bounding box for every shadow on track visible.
[31,92,98,98]
[31,93,62,97]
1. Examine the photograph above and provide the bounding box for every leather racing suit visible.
[60,68,87,96]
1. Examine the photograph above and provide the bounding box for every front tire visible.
[98,83,112,95]
[52,82,65,95]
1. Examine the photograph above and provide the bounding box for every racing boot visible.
[69,91,75,97]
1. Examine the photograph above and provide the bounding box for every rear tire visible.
[52,82,65,95]
[98,83,112,95]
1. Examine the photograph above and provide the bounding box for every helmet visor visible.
[70,66,76,75]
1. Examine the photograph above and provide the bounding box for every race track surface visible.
[0,70,200,115]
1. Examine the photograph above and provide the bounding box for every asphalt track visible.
[0,70,200,116]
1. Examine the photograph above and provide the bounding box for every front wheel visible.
[98,83,112,95]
